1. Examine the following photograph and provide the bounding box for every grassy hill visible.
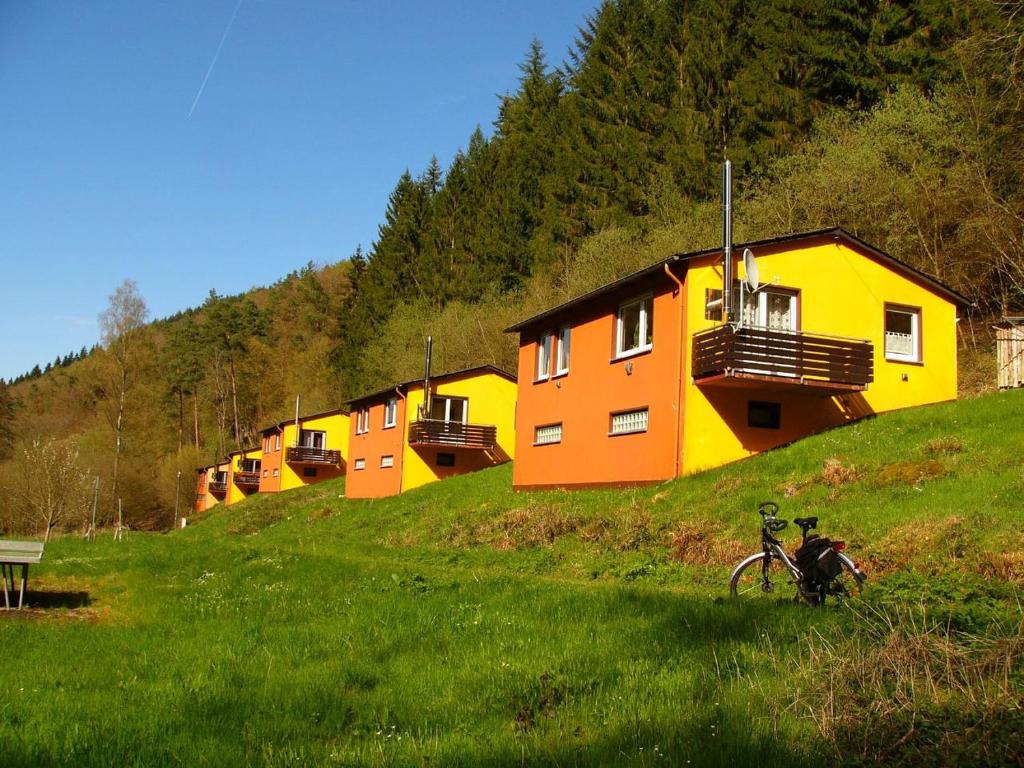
[2,390,1023,766]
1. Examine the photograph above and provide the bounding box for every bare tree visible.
[15,439,90,541]
[98,279,149,533]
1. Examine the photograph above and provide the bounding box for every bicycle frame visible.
[760,525,803,585]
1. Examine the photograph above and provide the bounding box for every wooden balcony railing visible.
[408,419,498,450]
[692,325,873,390]
[208,481,228,494]
[234,471,261,488]
[285,446,342,465]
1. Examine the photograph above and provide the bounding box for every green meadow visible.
[3,389,1023,766]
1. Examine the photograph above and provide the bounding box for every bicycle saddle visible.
[793,517,818,532]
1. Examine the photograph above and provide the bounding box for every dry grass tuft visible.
[668,519,747,566]
[975,548,1024,584]
[921,436,965,456]
[866,516,969,574]
[789,602,1024,765]
[821,457,858,488]
[491,502,580,550]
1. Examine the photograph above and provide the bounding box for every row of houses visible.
[197,227,966,512]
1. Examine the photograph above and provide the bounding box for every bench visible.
[0,540,44,610]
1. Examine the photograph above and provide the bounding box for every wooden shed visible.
[996,318,1024,389]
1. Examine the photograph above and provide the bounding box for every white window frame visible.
[383,397,397,428]
[356,406,370,435]
[274,433,281,452]
[610,408,649,436]
[533,423,562,446]
[884,306,921,363]
[615,294,653,359]
[300,429,326,449]
[536,332,552,381]
[429,395,468,424]
[353,458,366,471]
[555,325,571,376]
[380,454,395,469]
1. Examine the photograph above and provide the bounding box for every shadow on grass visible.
[23,590,92,610]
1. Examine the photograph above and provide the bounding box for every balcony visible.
[208,481,228,495]
[408,419,498,451]
[692,325,873,394]
[234,471,261,488]
[286,446,342,465]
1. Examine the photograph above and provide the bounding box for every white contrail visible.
[188,0,245,117]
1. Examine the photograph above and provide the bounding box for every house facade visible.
[194,460,230,512]
[507,228,966,490]
[258,408,350,493]
[344,365,517,499]
[226,447,262,506]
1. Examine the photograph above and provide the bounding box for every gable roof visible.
[344,364,517,406]
[505,227,971,333]
[258,406,349,435]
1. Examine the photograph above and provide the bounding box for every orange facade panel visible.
[345,396,406,498]
[512,269,686,490]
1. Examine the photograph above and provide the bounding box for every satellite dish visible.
[742,248,759,291]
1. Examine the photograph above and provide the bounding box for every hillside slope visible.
[2,390,1022,767]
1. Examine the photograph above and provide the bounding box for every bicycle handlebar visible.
[758,501,779,516]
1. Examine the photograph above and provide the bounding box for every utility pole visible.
[87,476,99,541]
[173,470,182,531]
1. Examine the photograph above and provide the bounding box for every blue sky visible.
[0,0,598,380]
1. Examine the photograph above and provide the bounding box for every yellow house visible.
[194,460,230,512]
[258,408,350,493]
[226,446,263,506]
[507,228,967,489]
[345,365,517,499]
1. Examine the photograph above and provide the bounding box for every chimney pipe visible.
[422,336,433,419]
[722,159,733,323]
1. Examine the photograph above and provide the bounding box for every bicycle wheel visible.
[826,552,866,601]
[729,552,792,598]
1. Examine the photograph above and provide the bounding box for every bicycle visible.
[729,501,866,604]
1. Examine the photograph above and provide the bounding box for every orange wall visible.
[258,428,284,493]
[345,395,406,498]
[512,269,686,489]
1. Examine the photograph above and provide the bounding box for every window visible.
[353,458,366,471]
[610,408,648,436]
[274,434,281,451]
[885,306,921,362]
[300,429,326,449]
[380,455,395,469]
[534,423,562,445]
[272,468,279,477]
[429,396,467,424]
[616,295,653,358]
[303,467,317,478]
[356,406,371,434]
[241,458,260,473]
[436,452,456,467]
[555,325,571,375]
[748,401,781,430]
[384,397,397,428]
[537,332,552,380]
[738,288,797,331]
[262,469,268,478]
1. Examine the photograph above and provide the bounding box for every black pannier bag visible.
[795,536,842,584]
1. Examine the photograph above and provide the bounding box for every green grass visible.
[2,390,1023,766]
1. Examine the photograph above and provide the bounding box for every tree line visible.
[1,0,1022,537]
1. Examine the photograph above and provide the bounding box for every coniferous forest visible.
[2,0,1023,533]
